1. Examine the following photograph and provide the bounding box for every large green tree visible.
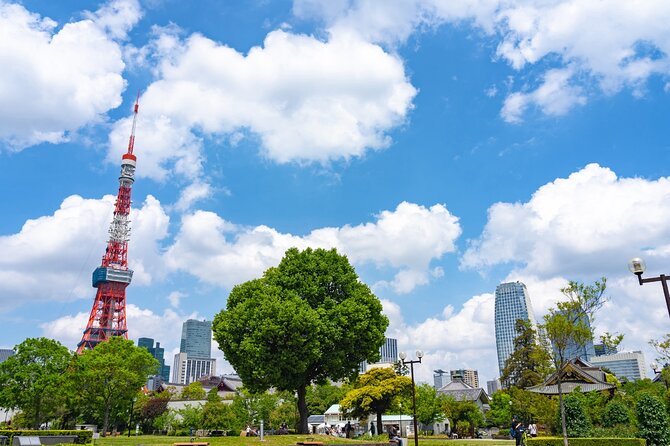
[0,338,73,429]
[340,367,411,432]
[213,247,388,433]
[542,278,608,446]
[501,319,553,388]
[75,337,158,435]
[414,384,446,432]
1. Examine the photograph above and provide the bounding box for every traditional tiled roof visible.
[526,358,615,395]
[438,379,490,404]
[196,374,243,392]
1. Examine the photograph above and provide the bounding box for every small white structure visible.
[370,414,414,435]
[324,404,358,426]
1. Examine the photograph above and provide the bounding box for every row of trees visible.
[128,375,484,438]
[0,337,157,435]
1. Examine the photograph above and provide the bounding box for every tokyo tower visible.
[77,96,140,353]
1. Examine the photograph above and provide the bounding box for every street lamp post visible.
[399,350,423,446]
[628,257,670,318]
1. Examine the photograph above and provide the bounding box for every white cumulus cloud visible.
[165,201,460,294]
[0,194,169,310]
[109,27,416,180]
[382,293,498,384]
[294,0,670,122]
[462,163,670,278]
[0,0,141,149]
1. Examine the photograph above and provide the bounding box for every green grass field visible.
[93,434,514,446]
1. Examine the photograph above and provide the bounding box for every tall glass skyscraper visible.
[138,337,171,382]
[180,319,212,358]
[559,311,596,362]
[494,281,537,378]
[173,319,215,384]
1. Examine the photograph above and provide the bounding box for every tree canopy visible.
[0,337,73,429]
[501,319,553,389]
[75,336,158,435]
[339,367,411,432]
[213,247,388,433]
[414,383,446,427]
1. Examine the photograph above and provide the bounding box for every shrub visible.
[528,438,645,446]
[455,420,471,437]
[557,393,592,437]
[602,400,631,427]
[591,425,636,438]
[636,393,670,446]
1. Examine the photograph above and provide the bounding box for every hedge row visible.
[0,430,93,444]
[528,438,646,446]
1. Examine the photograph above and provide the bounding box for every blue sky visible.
[1,0,670,385]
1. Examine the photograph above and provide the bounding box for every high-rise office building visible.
[180,319,212,358]
[433,369,449,390]
[172,352,217,385]
[590,351,646,382]
[173,319,215,384]
[487,379,500,395]
[138,337,170,381]
[379,338,398,363]
[360,337,398,373]
[495,281,537,378]
[554,312,596,362]
[450,369,479,388]
[0,349,14,363]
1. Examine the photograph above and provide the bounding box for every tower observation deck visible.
[77,96,140,353]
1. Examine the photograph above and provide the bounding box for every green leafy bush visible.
[557,393,592,437]
[528,438,645,445]
[0,430,93,444]
[636,393,670,446]
[602,400,631,427]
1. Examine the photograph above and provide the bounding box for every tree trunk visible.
[102,404,111,437]
[377,412,383,436]
[296,384,309,434]
[557,376,568,446]
[33,395,41,429]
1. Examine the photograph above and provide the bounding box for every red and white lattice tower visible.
[77,96,140,353]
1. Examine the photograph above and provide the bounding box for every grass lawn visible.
[93,435,514,446]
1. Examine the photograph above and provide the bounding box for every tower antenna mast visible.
[78,94,140,353]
